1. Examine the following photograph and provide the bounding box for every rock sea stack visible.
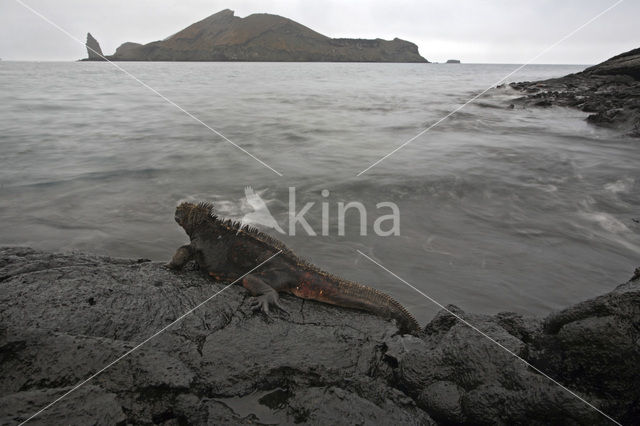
[84,32,105,61]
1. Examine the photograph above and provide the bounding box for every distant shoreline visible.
[1,60,594,66]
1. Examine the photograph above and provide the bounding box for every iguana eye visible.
[217,236,222,239]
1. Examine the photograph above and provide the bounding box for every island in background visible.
[82,9,428,63]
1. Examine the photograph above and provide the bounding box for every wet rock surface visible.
[509,47,640,137]
[1,247,638,424]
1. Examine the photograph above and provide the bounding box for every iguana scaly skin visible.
[167,202,420,335]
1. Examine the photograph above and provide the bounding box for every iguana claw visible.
[250,293,288,316]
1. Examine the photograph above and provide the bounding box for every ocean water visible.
[1,61,638,324]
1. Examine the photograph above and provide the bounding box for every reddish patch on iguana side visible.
[290,272,338,302]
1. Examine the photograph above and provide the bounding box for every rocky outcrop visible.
[112,42,143,59]
[1,247,638,424]
[94,9,427,63]
[83,32,105,61]
[509,47,640,137]
[584,47,640,80]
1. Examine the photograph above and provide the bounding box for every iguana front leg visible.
[242,274,287,315]
[166,244,193,270]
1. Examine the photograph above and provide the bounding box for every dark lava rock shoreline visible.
[509,47,640,137]
[1,247,639,424]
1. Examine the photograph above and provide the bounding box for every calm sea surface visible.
[1,62,638,324]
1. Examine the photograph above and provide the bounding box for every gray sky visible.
[1,0,637,63]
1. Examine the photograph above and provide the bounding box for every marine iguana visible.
[167,201,420,335]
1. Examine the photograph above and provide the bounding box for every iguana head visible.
[174,201,215,235]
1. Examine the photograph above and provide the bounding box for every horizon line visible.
[0,59,594,66]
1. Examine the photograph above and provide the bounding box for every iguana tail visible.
[334,280,421,335]
[291,272,421,335]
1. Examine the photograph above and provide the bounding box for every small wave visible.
[522,182,558,193]
[573,207,640,254]
[580,212,630,234]
[382,124,417,132]
[515,228,546,236]
[604,178,634,194]
[11,168,166,189]
[351,106,395,113]
[474,101,507,109]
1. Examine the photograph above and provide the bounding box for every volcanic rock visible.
[1,247,637,424]
[84,32,105,61]
[509,47,640,137]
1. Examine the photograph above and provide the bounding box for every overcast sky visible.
[1,0,637,64]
